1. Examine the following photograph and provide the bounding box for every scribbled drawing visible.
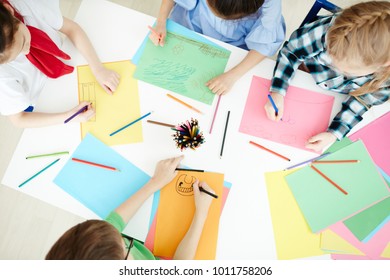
[141,59,196,93]
[188,70,218,103]
[198,44,230,59]
[252,125,273,139]
[80,82,96,122]
[168,32,230,59]
[172,43,184,55]
[175,174,196,196]
[280,113,296,125]
[278,134,297,144]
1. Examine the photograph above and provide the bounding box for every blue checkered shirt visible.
[270,15,390,139]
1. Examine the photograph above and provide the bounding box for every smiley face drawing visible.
[175,174,196,196]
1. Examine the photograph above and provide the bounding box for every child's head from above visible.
[207,0,265,20]
[327,1,390,77]
[0,2,31,64]
[45,220,126,260]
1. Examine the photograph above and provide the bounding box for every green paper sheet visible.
[285,140,390,233]
[343,197,390,242]
[265,170,325,260]
[324,137,353,153]
[133,31,231,105]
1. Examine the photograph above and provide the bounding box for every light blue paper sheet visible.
[54,133,150,218]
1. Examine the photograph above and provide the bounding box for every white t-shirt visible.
[0,0,63,115]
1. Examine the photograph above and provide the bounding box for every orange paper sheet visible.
[153,171,224,259]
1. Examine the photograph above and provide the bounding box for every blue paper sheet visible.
[54,134,150,218]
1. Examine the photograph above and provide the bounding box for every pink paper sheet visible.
[145,186,230,253]
[349,112,390,177]
[329,219,390,259]
[239,76,334,151]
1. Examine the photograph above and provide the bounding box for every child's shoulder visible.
[295,14,337,37]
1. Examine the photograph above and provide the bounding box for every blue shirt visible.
[170,0,286,56]
[270,14,390,139]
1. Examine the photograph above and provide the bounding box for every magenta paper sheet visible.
[239,76,334,151]
[349,112,390,177]
[329,220,390,259]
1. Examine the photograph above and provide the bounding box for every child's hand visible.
[205,71,238,95]
[305,132,337,152]
[93,66,120,95]
[150,155,184,190]
[264,92,284,121]
[193,180,214,219]
[68,101,95,123]
[149,22,166,47]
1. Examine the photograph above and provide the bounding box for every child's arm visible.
[173,180,214,260]
[306,91,389,152]
[206,50,266,95]
[115,156,184,224]
[150,0,175,46]
[265,16,334,121]
[59,17,120,94]
[7,101,94,128]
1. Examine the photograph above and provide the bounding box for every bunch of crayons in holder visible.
[172,118,205,151]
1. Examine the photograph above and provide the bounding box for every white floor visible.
[0,0,362,259]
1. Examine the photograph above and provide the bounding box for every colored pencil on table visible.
[199,186,218,199]
[167,93,203,114]
[284,152,331,170]
[19,158,60,188]
[64,105,88,123]
[72,157,120,172]
[110,111,152,136]
[312,160,360,164]
[209,94,221,134]
[147,120,175,128]
[310,164,348,195]
[220,111,230,159]
[249,140,290,161]
[176,168,204,172]
[267,94,279,116]
[26,151,69,160]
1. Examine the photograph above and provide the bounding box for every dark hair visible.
[45,220,125,260]
[207,0,265,19]
[0,2,20,62]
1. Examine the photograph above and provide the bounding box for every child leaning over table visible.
[150,0,286,95]
[46,156,216,260]
[0,0,119,128]
[264,1,390,152]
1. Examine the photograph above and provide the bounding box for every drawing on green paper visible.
[133,31,231,105]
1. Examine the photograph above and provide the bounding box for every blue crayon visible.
[267,94,279,116]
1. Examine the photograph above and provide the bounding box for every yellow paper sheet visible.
[154,171,224,260]
[265,170,325,259]
[320,229,364,255]
[381,242,390,258]
[77,60,142,145]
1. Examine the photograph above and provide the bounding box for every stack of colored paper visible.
[266,140,390,259]
[144,171,230,260]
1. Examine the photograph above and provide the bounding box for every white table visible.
[2,0,389,259]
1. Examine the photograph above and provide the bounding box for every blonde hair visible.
[327,1,390,97]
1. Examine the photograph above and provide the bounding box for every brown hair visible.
[327,1,390,97]
[45,220,124,260]
[0,2,20,63]
[207,0,265,20]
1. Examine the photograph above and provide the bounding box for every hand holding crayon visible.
[148,25,166,47]
[65,101,94,123]
[264,92,284,121]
